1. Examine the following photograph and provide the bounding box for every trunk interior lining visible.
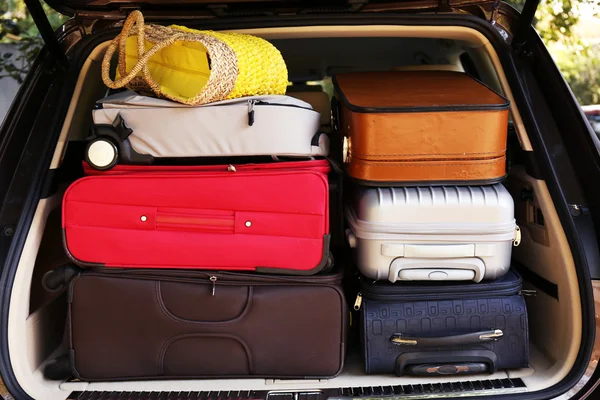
[6,24,583,400]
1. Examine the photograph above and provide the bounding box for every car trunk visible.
[1,10,591,400]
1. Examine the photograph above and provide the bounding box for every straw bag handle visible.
[101,11,166,90]
[101,10,239,105]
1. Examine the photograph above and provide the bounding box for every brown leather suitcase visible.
[332,71,510,185]
[61,269,347,381]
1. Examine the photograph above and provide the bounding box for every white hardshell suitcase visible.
[87,91,329,170]
[346,184,521,283]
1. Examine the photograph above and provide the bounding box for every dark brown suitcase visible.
[63,269,347,381]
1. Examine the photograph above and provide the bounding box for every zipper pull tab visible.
[354,293,363,311]
[210,276,217,296]
[519,289,537,297]
[513,225,521,247]
[248,100,256,126]
[227,164,236,172]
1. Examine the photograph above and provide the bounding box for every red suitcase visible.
[63,160,331,274]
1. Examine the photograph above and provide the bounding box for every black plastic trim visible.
[40,168,59,199]
[93,117,131,141]
[513,262,559,300]
[522,150,544,180]
[512,0,541,54]
[113,114,134,141]
[23,0,69,68]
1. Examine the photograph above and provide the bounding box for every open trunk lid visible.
[24,0,542,71]
[38,0,505,17]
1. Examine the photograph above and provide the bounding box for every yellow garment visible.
[173,27,288,100]
[122,36,211,100]
[115,24,288,103]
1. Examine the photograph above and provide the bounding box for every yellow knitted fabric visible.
[121,36,212,100]
[115,20,288,104]
[172,26,288,99]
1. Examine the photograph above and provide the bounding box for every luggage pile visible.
[332,71,530,376]
[43,12,347,381]
[43,11,531,383]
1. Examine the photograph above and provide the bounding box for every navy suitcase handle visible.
[391,329,503,347]
[394,350,499,376]
[406,362,488,376]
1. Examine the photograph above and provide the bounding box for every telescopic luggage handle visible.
[391,329,503,347]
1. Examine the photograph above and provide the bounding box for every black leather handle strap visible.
[391,329,503,347]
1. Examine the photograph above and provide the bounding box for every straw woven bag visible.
[102,11,288,105]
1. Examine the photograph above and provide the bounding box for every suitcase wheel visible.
[42,264,81,292]
[85,137,118,170]
[43,355,72,380]
[321,252,335,273]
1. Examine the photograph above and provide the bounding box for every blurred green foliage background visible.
[508,0,600,105]
[0,0,66,82]
[0,0,599,104]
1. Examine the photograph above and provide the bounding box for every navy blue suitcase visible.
[357,269,530,376]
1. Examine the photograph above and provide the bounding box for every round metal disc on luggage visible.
[343,136,351,163]
[85,138,118,170]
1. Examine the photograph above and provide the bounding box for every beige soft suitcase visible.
[86,91,329,170]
